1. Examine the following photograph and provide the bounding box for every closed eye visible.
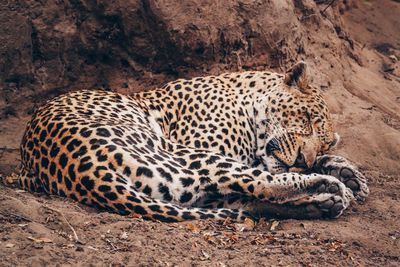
[265,138,280,155]
[293,148,307,168]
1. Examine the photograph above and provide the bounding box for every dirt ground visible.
[0,0,399,266]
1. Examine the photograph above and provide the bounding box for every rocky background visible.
[0,0,399,266]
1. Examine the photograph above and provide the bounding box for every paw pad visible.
[328,184,339,193]
[316,155,369,202]
[340,167,354,179]
[320,199,334,209]
[345,180,359,191]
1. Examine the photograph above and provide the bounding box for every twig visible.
[0,211,32,222]
[300,13,318,21]
[0,147,19,159]
[44,205,82,244]
[233,51,243,71]
[322,0,337,14]
[2,194,27,205]
[105,238,118,251]
[0,147,19,151]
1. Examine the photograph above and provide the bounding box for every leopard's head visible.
[255,61,339,174]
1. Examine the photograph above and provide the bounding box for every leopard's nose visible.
[293,151,308,169]
[304,150,317,170]
[295,145,317,171]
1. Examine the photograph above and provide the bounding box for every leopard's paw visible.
[314,155,369,202]
[292,175,354,219]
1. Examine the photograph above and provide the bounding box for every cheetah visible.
[18,62,369,222]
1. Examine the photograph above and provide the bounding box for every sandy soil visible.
[0,0,399,266]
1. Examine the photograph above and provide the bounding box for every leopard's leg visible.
[193,170,354,219]
[70,167,255,222]
[312,154,369,202]
[180,152,354,219]
[20,162,254,222]
[230,172,354,219]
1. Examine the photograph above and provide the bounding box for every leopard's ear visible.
[284,61,311,93]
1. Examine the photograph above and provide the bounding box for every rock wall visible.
[0,0,352,97]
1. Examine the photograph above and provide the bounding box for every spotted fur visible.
[18,62,369,222]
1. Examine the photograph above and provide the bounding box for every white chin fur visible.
[263,156,287,174]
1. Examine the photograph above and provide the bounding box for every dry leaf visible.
[389,55,397,62]
[224,233,239,242]
[186,223,200,233]
[200,250,210,261]
[5,173,18,184]
[203,232,217,244]
[244,218,255,229]
[5,243,15,248]
[87,246,99,251]
[28,236,53,243]
[120,232,128,240]
[270,220,280,231]
[327,241,344,252]
[15,189,27,193]
[250,234,276,245]
[37,237,52,243]
[235,217,255,232]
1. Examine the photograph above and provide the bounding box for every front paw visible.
[314,155,369,202]
[291,175,354,219]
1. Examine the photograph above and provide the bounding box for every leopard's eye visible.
[265,138,280,154]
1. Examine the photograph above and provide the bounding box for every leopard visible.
[18,61,369,222]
